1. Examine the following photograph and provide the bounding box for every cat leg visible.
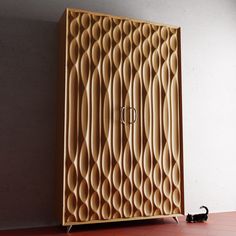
[173,216,179,223]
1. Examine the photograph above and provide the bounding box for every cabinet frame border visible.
[59,7,185,226]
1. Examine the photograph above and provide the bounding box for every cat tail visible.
[200,206,209,214]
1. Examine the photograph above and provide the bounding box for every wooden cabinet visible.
[58,8,184,227]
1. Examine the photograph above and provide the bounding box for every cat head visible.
[186,214,193,222]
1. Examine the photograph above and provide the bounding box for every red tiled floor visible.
[1,212,236,236]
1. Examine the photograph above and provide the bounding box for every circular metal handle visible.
[120,106,136,125]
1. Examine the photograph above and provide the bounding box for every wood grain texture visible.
[59,8,184,226]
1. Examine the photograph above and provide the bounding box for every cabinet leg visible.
[173,216,179,223]
[67,225,72,233]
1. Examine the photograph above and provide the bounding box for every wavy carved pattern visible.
[63,8,183,224]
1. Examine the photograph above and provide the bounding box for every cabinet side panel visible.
[57,10,67,225]
[177,28,184,214]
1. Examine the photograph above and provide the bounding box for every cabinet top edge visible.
[64,7,181,30]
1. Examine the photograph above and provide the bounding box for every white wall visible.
[181,1,236,213]
[0,1,236,229]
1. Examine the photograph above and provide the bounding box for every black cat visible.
[186,206,209,223]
